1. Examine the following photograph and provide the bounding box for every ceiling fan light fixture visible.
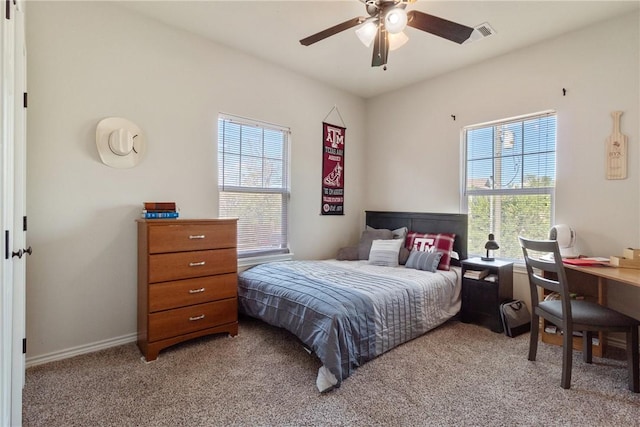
[355,20,378,48]
[299,2,482,69]
[388,31,409,51]
[384,7,407,34]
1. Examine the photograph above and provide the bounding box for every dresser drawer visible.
[148,274,237,312]
[148,298,237,342]
[148,223,236,254]
[148,248,237,283]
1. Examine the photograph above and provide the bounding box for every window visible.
[463,111,557,260]
[218,114,290,258]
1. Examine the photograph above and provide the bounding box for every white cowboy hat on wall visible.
[96,117,146,168]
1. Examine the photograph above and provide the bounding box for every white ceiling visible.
[119,1,640,98]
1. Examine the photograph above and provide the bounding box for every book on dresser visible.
[141,210,179,219]
[143,201,176,211]
[141,201,179,219]
[136,218,238,361]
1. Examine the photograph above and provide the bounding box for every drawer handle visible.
[189,235,205,239]
[188,287,206,294]
[189,314,205,321]
[189,261,206,267]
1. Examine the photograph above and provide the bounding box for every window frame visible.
[217,113,291,260]
[461,110,557,261]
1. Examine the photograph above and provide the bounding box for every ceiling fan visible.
[300,0,490,69]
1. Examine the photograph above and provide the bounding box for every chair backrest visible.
[518,236,572,317]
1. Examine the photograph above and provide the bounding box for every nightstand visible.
[461,257,513,333]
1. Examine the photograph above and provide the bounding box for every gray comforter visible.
[238,260,461,391]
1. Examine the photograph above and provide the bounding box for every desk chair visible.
[519,237,639,392]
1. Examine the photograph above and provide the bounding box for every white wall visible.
[25,2,366,360]
[366,12,640,318]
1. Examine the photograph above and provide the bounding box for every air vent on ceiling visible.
[464,22,496,44]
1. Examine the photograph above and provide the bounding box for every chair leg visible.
[583,331,593,364]
[528,314,539,361]
[627,327,639,393]
[561,329,573,389]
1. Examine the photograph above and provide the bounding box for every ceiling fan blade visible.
[371,27,388,67]
[406,10,474,44]
[300,17,363,46]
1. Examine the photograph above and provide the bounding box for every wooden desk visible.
[541,263,640,357]
[563,263,640,289]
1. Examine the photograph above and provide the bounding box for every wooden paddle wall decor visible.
[606,111,628,180]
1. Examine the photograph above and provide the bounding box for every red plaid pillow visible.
[404,232,456,271]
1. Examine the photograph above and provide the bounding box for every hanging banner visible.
[321,122,345,215]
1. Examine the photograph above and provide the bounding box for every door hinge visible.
[23,216,27,231]
[22,338,26,354]
[23,92,27,108]
[4,230,8,260]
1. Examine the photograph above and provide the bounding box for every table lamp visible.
[482,233,499,261]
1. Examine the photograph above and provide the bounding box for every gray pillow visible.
[405,250,444,272]
[336,246,359,261]
[399,247,410,265]
[366,225,408,241]
[368,239,403,267]
[358,229,394,260]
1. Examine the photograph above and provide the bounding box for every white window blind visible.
[218,114,290,258]
[463,111,557,260]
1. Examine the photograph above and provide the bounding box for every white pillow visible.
[368,239,403,267]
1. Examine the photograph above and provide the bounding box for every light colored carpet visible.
[23,318,640,426]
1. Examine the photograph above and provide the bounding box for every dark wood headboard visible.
[365,211,468,261]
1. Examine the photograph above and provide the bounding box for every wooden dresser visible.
[137,218,238,361]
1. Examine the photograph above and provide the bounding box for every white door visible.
[1,1,27,425]
[11,2,27,425]
[0,4,17,424]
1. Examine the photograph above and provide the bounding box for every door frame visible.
[1,1,27,425]
[12,1,27,424]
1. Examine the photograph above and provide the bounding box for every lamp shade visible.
[388,31,409,51]
[485,233,499,250]
[384,7,407,34]
[481,233,499,261]
[356,21,377,47]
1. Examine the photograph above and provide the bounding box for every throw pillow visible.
[366,225,409,240]
[358,229,394,260]
[398,247,410,265]
[365,226,409,263]
[336,246,359,261]
[368,239,404,267]
[449,250,461,267]
[404,232,456,271]
[405,250,444,272]
[366,225,408,241]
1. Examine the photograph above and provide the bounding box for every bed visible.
[238,211,468,392]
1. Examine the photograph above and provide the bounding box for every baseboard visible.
[22,329,634,369]
[25,332,137,368]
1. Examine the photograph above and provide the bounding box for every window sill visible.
[238,252,294,271]
[513,262,527,275]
